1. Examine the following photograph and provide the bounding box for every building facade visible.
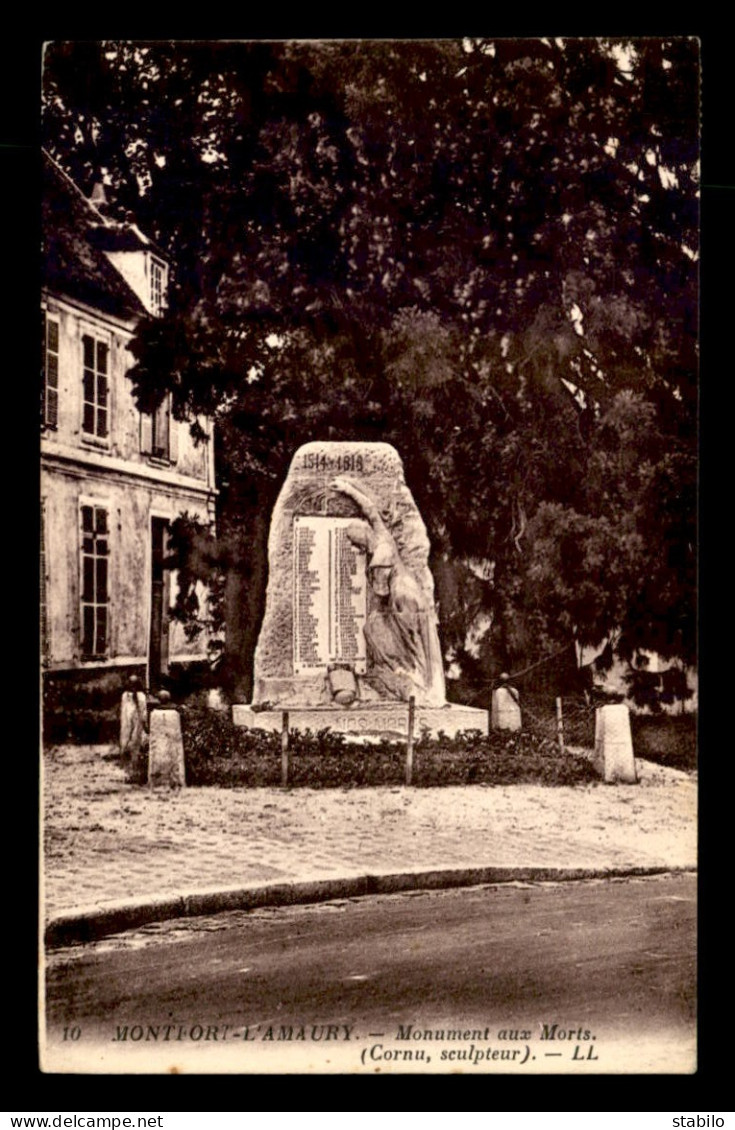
[41,153,217,734]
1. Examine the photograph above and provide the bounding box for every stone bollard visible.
[119,675,148,777]
[491,676,522,732]
[594,703,637,784]
[148,691,186,789]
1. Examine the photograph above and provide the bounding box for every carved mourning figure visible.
[330,476,445,707]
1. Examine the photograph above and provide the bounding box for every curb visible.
[44,863,696,948]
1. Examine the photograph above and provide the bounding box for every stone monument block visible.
[235,441,489,737]
[594,703,637,783]
[491,685,522,731]
[148,706,186,788]
[252,441,445,708]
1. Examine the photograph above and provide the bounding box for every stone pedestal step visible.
[233,702,489,739]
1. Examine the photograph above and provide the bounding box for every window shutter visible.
[140,411,153,455]
[42,312,59,429]
[46,375,59,428]
[168,413,179,464]
[153,396,171,459]
[40,497,50,664]
[40,310,46,422]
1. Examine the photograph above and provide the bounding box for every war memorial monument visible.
[233,441,489,737]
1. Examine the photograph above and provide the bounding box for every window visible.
[41,310,59,428]
[150,258,165,316]
[80,504,110,659]
[152,395,171,459]
[82,334,109,439]
[140,394,175,462]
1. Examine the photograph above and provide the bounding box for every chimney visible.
[89,182,110,214]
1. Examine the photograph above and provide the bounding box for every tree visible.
[42,37,699,698]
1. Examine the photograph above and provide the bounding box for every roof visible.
[41,151,152,320]
[88,223,155,254]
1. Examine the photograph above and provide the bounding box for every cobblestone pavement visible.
[43,745,697,920]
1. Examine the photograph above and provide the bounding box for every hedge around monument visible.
[177,707,599,788]
[629,712,697,772]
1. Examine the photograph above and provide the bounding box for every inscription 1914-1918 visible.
[301,451,366,473]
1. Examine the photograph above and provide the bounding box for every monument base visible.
[232,701,489,739]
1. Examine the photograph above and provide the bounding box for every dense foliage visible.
[180,707,599,788]
[42,38,698,698]
[629,713,697,771]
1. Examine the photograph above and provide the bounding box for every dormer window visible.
[150,257,166,316]
[90,218,168,317]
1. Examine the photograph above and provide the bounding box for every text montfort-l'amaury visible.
[110,1022,597,1044]
[111,1024,357,1042]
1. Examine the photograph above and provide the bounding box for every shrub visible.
[630,712,697,771]
[179,707,599,788]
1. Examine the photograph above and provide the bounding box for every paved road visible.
[44,744,697,920]
[43,873,696,1074]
